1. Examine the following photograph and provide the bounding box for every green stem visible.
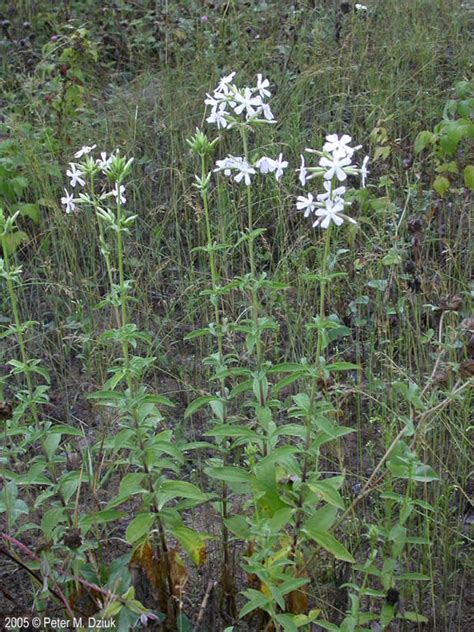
[114,192,134,390]
[292,224,333,553]
[91,175,120,329]
[116,195,128,335]
[316,223,332,362]
[240,127,262,370]
[200,152,235,615]
[200,154,224,364]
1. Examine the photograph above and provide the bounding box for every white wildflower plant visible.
[206,72,288,186]
[296,133,369,229]
[60,147,133,214]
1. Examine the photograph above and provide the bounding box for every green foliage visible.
[415,79,474,195]
[0,2,472,631]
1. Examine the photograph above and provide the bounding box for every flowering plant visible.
[297,134,369,229]
[206,72,288,186]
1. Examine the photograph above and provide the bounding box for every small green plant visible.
[415,79,474,196]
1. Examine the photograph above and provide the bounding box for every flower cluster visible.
[214,152,288,186]
[296,134,369,229]
[60,145,132,213]
[205,72,275,129]
[206,72,288,186]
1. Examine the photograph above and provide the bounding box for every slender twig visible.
[195,580,216,629]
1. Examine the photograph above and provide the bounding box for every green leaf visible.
[88,390,124,405]
[269,362,307,374]
[118,473,146,497]
[125,513,154,544]
[224,515,250,539]
[143,394,174,407]
[205,466,252,484]
[113,429,135,449]
[274,372,306,393]
[2,231,28,256]
[60,471,81,503]
[382,252,402,266]
[274,614,298,632]
[49,424,83,437]
[381,603,395,627]
[412,464,439,482]
[303,527,355,563]
[184,395,221,418]
[435,161,458,174]
[414,130,435,154]
[307,479,345,510]
[433,175,450,197]
[303,505,338,533]
[463,165,474,189]
[17,461,50,486]
[43,433,61,460]
[204,425,261,442]
[398,611,428,623]
[269,508,294,532]
[173,526,211,565]
[439,118,474,155]
[147,440,183,462]
[239,589,268,618]
[325,362,359,372]
[41,507,67,535]
[157,480,208,509]
[367,279,388,291]
[17,203,40,223]
[184,327,211,340]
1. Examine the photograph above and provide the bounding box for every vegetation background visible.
[0,1,472,631]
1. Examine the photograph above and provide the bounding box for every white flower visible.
[313,198,357,229]
[207,102,229,129]
[66,163,85,188]
[355,3,368,12]
[323,134,361,158]
[256,154,288,180]
[61,189,75,214]
[296,193,316,217]
[258,102,276,122]
[256,74,271,99]
[273,153,288,181]
[112,183,126,205]
[216,71,236,95]
[214,156,237,176]
[214,155,255,186]
[205,92,222,109]
[255,156,276,174]
[97,151,113,172]
[360,155,370,187]
[319,153,353,181]
[298,155,308,186]
[233,159,256,186]
[232,87,263,118]
[74,144,97,159]
[314,198,344,229]
[316,180,346,202]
